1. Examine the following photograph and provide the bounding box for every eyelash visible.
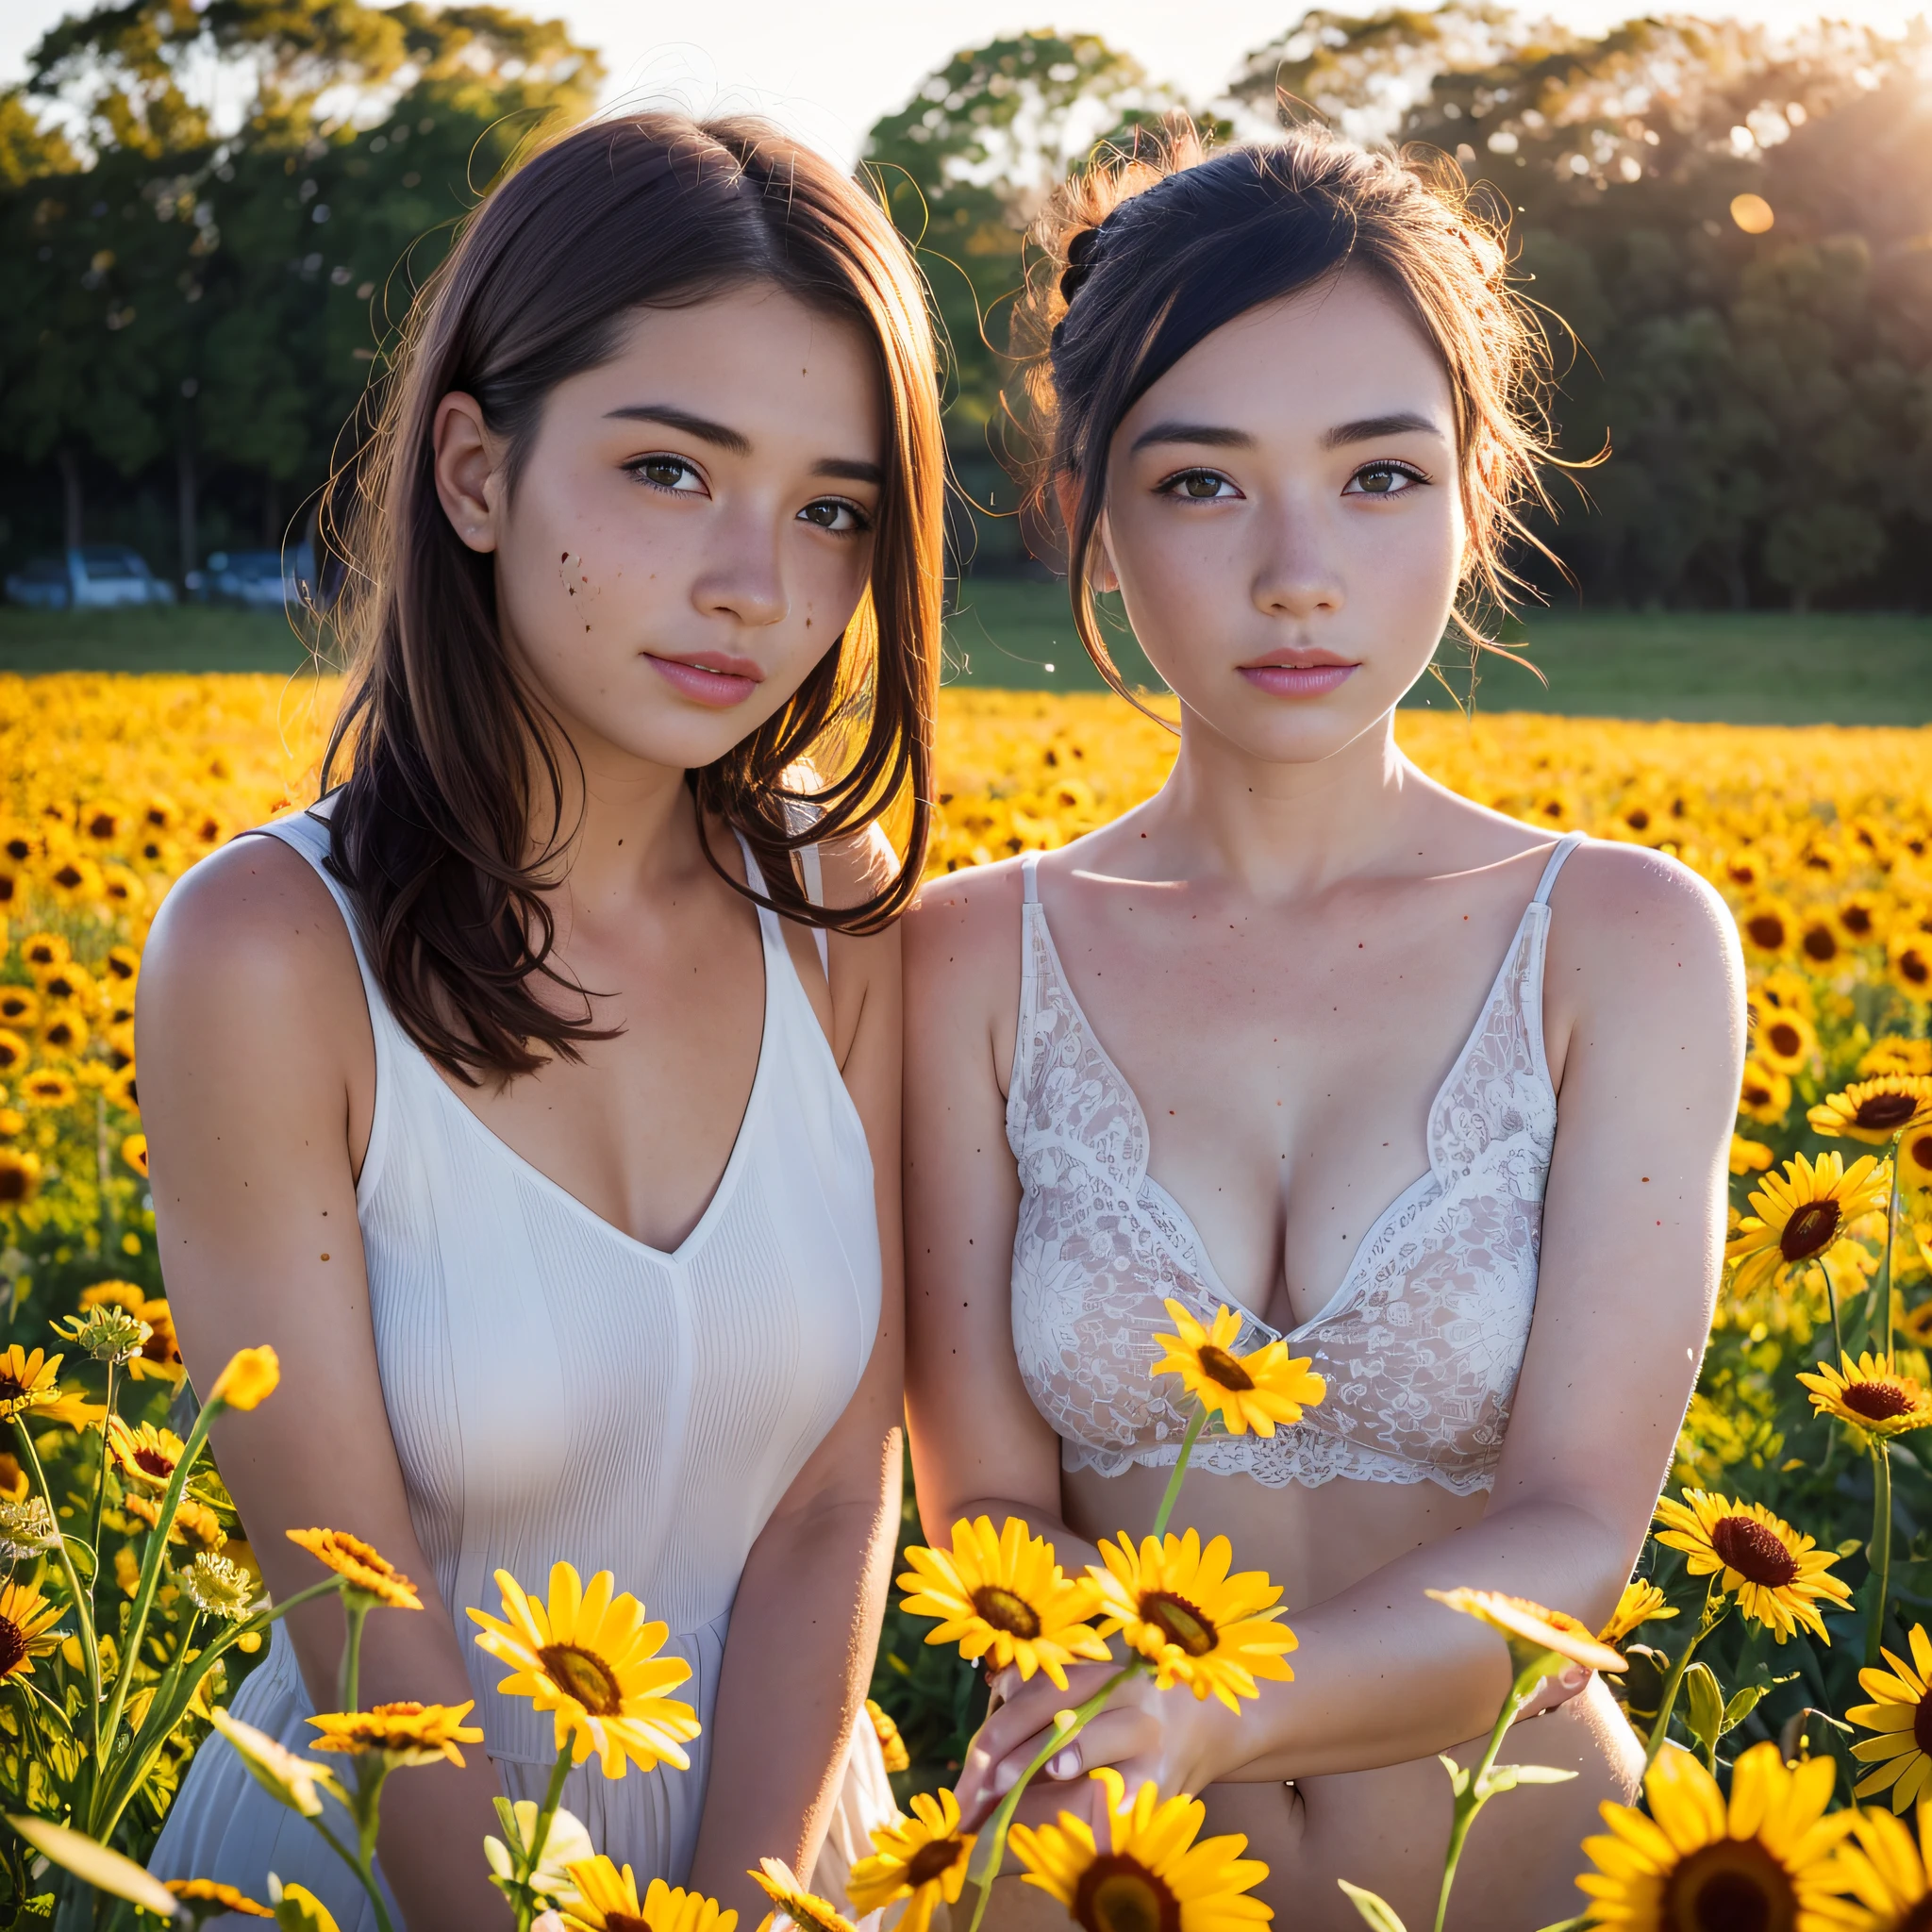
[624,455,874,537]
[1153,459,1435,501]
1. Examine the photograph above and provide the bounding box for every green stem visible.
[1643,1588,1724,1775]
[338,1594,370,1713]
[1150,1407,1207,1540]
[963,1662,1141,1932]
[515,1749,574,1932]
[1824,1263,1843,1366]
[11,1421,100,1741]
[84,1361,114,1620]
[1882,1141,1903,1372]
[1435,1658,1543,1932]
[309,1812,395,1932]
[1869,1438,1894,1669]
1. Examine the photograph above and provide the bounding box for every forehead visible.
[1121,269,1452,441]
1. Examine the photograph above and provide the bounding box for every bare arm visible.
[136,839,507,1926]
[687,837,907,1916]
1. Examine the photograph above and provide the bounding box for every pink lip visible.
[1238,655,1359,698]
[643,650,764,708]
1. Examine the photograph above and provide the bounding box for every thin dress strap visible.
[1021,850,1042,905]
[796,842,830,979]
[1531,831,1586,907]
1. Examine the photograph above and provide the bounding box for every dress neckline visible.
[1022,881,1556,1342]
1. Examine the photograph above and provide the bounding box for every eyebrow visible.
[1127,411,1447,455]
[605,405,882,487]
[1322,412,1444,447]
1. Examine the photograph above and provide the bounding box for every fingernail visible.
[1561,1666,1587,1688]
[1049,1748,1078,1778]
[994,1761,1020,1794]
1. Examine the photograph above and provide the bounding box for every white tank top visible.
[151,798,881,1907]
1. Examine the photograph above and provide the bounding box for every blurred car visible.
[185,548,308,609]
[4,547,175,609]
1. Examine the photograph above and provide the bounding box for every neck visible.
[1140,703,1422,898]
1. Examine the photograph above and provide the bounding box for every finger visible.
[1029,1708,1161,1782]
[1519,1664,1591,1721]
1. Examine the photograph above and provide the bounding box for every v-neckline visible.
[1024,894,1544,1340]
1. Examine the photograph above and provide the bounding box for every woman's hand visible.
[955,1660,1239,1834]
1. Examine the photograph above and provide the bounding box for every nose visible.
[1252,494,1344,621]
[690,503,788,630]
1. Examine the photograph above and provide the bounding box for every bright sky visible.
[3,0,1922,162]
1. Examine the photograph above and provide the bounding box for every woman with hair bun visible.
[905,123,1741,1925]
[140,112,942,1926]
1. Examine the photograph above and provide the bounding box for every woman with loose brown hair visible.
[905,123,1741,1924]
[140,111,941,1925]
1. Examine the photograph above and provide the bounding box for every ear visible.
[1052,472,1119,595]
[432,392,502,555]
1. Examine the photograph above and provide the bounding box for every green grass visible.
[944,578,1932,726]
[5,587,1929,725]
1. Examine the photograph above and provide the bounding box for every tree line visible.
[2,1,1927,611]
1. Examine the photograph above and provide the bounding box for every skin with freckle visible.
[904,184,1742,1926]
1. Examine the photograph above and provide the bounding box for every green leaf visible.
[5,1814,176,1917]
[1338,1879,1409,1932]
[1437,1754,1471,1796]
[1481,1762,1581,1796]
[1683,1660,1725,1755]
[1723,1684,1770,1733]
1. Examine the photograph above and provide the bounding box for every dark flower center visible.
[1138,1591,1218,1657]
[0,1374,30,1406]
[603,1915,648,1932]
[1626,808,1651,830]
[1708,1516,1799,1590]
[1746,913,1788,950]
[1764,1023,1802,1058]
[1196,1344,1255,1392]
[0,1166,29,1205]
[1074,1855,1180,1932]
[51,866,82,891]
[1844,906,1875,936]
[1914,1694,1932,1758]
[1903,949,1932,987]
[1841,1379,1919,1423]
[132,1446,174,1478]
[1802,924,1838,961]
[1658,1833,1795,1932]
[905,1838,966,1889]
[1856,1091,1921,1131]
[537,1641,623,1716]
[1779,1201,1841,1262]
[971,1586,1041,1641]
[0,1615,25,1677]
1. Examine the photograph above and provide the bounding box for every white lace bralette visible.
[1005,833,1583,1496]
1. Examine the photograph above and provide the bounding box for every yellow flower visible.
[1599,1579,1678,1648]
[1425,1588,1625,1677]
[209,1710,343,1818]
[1832,1800,1932,1923]
[562,1857,738,1932]
[1866,1039,1932,1079]
[1756,1007,1818,1074]
[1087,1528,1296,1710]
[1850,1624,1932,1811]
[1726,1151,1893,1295]
[38,1008,86,1057]
[182,1551,258,1623]
[121,1131,147,1176]
[0,1346,60,1419]
[0,1582,64,1680]
[0,1147,38,1207]
[1839,892,1890,946]
[897,1516,1110,1690]
[22,1070,75,1108]
[0,991,38,1029]
[1892,934,1932,1003]
[164,1878,274,1919]
[1150,1299,1325,1437]
[1739,1059,1793,1125]
[1799,1353,1932,1439]
[1575,1739,1853,1928]
[747,1857,857,1932]
[1811,1077,1932,1144]
[847,1790,974,1932]
[208,1344,278,1410]
[1652,1491,1853,1642]
[1730,1134,1776,1175]
[20,933,67,974]
[106,1416,187,1490]
[469,1562,702,1778]
[307,1700,483,1768]
[129,1492,226,1552]
[286,1527,424,1610]
[864,1697,909,1774]
[1009,1767,1273,1931]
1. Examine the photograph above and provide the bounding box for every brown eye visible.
[1349,462,1424,498]
[630,456,702,492]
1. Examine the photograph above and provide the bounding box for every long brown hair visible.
[319,113,943,1085]
[1007,118,1564,710]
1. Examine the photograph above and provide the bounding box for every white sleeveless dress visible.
[150,802,895,1924]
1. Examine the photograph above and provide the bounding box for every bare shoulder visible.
[904,856,1029,1082]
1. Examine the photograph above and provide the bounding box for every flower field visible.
[6,671,1932,1922]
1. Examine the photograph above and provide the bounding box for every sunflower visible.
[1008,1767,1272,1932]
[1833,1801,1932,1925]
[129,1493,225,1553]
[562,1857,738,1932]
[0,1582,63,1681]
[308,1700,483,1768]
[1730,1134,1776,1175]
[1847,1624,1932,1813]
[1811,1078,1932,1145]
[0,1031,23,1079]
[746,1857,856,1932]
[120,1131,147,1176]
[864,1697,909,1774]
[286,1527,423,1610]
[1799,917,1842,968]
[1086,1528,1296,1710]
[1892,935,1932,1003]
[1740,897,1800,958]
[847,1789,974,1932]
[1600,1579,1679,1647]
[0,1346,61,1419]
[0,991,38,1029]
[1904,1134,1932,1195]
[105,944,141,985]
[125,1296,179,1380]
[208,1709,341,1818]
[1652,1491,1853,1642]
[22,1071,75,1109]
[208,1344,278,1409]
[1739,1060,1793,1126]
[0,1149,40,1206]
[20,934,66,974]
[106,1417,186,1490]
[469,1562,702,1778]
[897,1515,1110,1690]
[1150,1298,1326,1436]
[1756,1008,1819,1074]
[1425,1588,1625,1675]
[1575,1740,1853,1929]
[1867,1040,1932,1080]
[1726,1152,1892,1295]
[164,1878,274,1921]
[42,856,102,906]
[1799,1354,1932,1439]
